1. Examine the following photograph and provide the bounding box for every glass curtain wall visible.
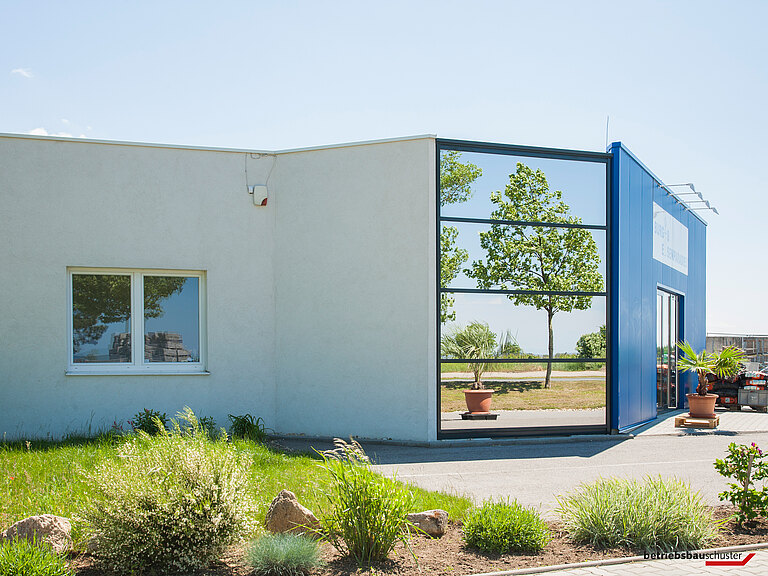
[437,142,610,436]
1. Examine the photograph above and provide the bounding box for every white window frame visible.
[67,267,208,375]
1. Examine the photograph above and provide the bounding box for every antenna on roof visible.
[605,115,610,151]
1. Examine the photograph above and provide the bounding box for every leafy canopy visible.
[439,150,482,322]
[467,163,604,313]
[440,150,483,207]
[576,325,606,359]
[72,274,187,353]
[466,162,603,388]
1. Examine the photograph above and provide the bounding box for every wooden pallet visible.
[674,414,720,428]
[461,412,499,420]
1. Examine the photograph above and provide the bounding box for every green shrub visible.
[556,476,718,551]
[84,408,257,574]
[0,538,72,576]
[229,413,271,442]
[246,533,322,576]
[463,499,549,554]
[714,442,768,524]
[317,438,414,565]
[128,408,168,435]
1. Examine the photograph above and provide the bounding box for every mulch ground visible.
[70,507,768,576]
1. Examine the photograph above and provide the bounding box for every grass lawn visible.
[0,435,472,550]
[441,377,606,411]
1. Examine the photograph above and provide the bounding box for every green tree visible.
[72,275,187,353]
[439,151,482,322]
[467,163,603,389]
[576,325,606,359]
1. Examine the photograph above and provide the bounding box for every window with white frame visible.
[68,268,206,373]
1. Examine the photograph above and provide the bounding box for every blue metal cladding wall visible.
[609,143,707,431]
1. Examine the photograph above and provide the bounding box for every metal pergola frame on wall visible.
[435,139,613,439]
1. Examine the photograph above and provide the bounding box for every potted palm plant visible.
[441,322,515,413]
[678,341,745,418]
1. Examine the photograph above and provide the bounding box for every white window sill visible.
[66,370,210,376]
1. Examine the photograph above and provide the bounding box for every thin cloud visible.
[11,68,33,78]
[28,127,74,137]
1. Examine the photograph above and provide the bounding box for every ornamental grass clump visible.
[0,538,73,576]
[246,533,322,576]
[556,476,718,551]
[84,407,257,575]
[462,499,549,554]
[317,438,415,565]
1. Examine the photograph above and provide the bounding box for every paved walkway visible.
[633,407,768,436]
[441,408,605,430]
[516,547,768,575]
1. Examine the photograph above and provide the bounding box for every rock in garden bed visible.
[1,514,72,553]
[68,506,768,576]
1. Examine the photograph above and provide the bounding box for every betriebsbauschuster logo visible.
[643,550,755,567]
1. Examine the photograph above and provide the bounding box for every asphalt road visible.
[368,432,768,517]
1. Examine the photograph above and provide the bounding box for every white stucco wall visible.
[0,134,437,442]
[0,136,277,438]
[272,139,437,442]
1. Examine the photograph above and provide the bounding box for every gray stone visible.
[406,509,448,537]
[1,514,72,553]
[265,489,320,536]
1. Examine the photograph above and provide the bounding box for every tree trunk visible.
[545,309,554,389]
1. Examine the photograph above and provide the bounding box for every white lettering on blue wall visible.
[653,202,688,275]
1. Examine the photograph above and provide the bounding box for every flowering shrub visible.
[84,409,257,574]
[714,442,768,524]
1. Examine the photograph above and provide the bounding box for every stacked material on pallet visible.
[144,332,192,362]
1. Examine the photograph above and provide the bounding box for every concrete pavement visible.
[277,409,768,517]
[369,431,768,517]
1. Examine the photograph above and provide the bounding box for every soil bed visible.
[70,507,768,576]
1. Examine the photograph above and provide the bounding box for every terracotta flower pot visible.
[464,389,494,413]
[687,393,718,418]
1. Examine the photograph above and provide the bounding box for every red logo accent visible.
[706,552,755,566]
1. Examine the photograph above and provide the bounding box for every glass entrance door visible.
[656,290,679,410]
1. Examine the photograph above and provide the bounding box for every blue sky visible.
[3,0,766,335]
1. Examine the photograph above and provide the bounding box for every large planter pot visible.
[464,389,494,413]
[687,393,718,418]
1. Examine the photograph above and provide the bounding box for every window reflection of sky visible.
[74,318,130,362]
[440,150,607,357]
[440,151,607,225]
[145,278,199,361]
[73,276,199,363]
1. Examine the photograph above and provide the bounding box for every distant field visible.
[440,376,606,411]
[441,361,605,373]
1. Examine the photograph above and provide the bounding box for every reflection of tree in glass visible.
[440,151,482,322]
[467,163,603,389]
[72,275,186,354]
[143,276,187,319]
[576,325,606,359]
